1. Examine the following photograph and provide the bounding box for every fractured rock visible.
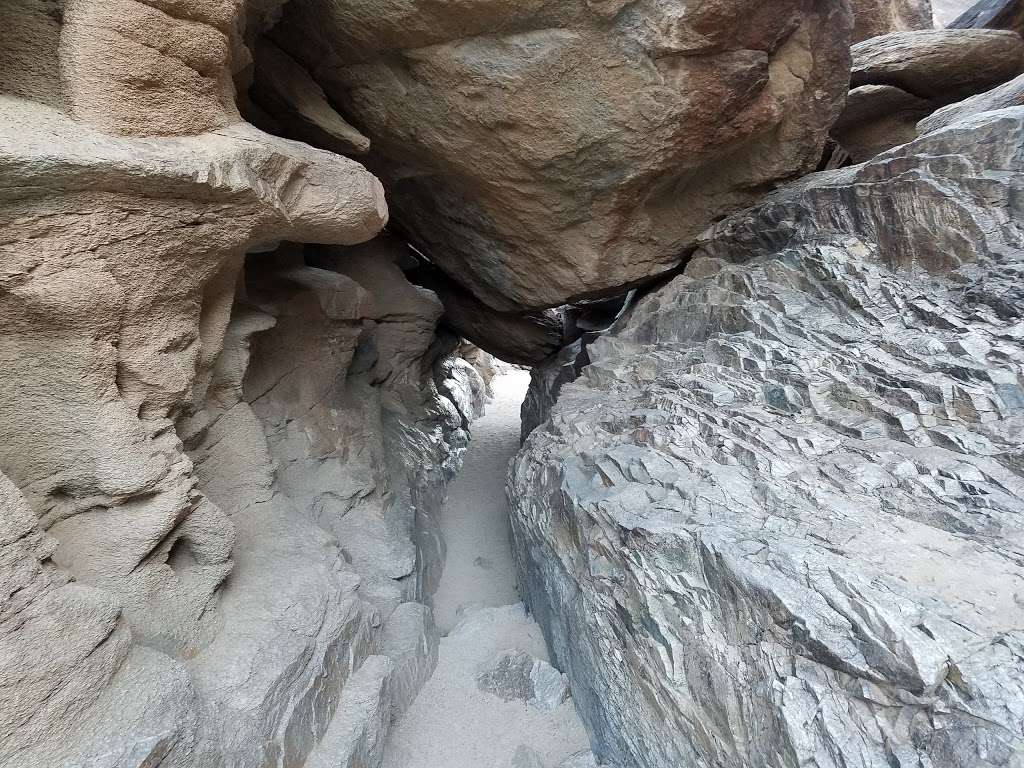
[476,649,571,713]
[851,29,1024,101]
[510,107,1024,768]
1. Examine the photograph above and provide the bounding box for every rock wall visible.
[510,107,1024,768]
[0,2,489,765]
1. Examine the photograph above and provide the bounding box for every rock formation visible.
[0,1,488,765]
[4,0,1024,767]
[511,106,1024,768]
[850,0,934,41]
[269,0,854,311]
[831,28,1024,160]
[949,0,1024,31]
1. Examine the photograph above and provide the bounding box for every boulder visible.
[271,0,854,310]
[510,108,1024,768]
[476,649,571,712]
[851,29,1024,101]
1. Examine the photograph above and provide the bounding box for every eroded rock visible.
[851,29,1024,101]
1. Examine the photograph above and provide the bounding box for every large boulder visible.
[271,0,854,311]
[510,107,1024,768]
[851,29,1024,100]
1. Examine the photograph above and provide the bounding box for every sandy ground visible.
[382,369,591,768]
[431,369,531,632]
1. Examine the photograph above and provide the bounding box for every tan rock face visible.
[0,1,489,765]
[272,0,854,311]
[849,0,934,42]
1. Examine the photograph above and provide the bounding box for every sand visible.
[382,369,592,768]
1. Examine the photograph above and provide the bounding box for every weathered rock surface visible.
[851,29,1024,101]
[949,0,1024,31]
[919,72,1024,133]
[831,84,934,162]
[850,0,934,41]
[271,0,854,311]
[0,5,488,765]
[510,107,1024,768]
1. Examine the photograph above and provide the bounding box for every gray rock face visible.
[476,649,571,713]
[919,72,1024,133]
[948,0,1024,31]
[510,108,1024,768]
[271,0,854,311]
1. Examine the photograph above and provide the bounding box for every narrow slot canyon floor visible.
[382,369,592,768]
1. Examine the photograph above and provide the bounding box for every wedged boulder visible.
[271,0,854,311]
[413,265,569,367]
[510,108,1024,768]
[851,29,1024,101]
[850,0,934,41]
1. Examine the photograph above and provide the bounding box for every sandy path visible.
[431,369,531,632]
[382,369,591,768]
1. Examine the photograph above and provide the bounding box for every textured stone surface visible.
[272,0,854,311]
[510,108,1024,768]
[477,649,571,712]
[919,72,1024,133]
[832,84,934,162]
[850,0,933,41]
[0,13,486,764]
[949,0,1024,31]
[851,29,1024,101]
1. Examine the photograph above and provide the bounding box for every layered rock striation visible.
[511,107,1024,768]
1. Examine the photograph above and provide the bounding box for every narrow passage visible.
[382,369,591,768]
